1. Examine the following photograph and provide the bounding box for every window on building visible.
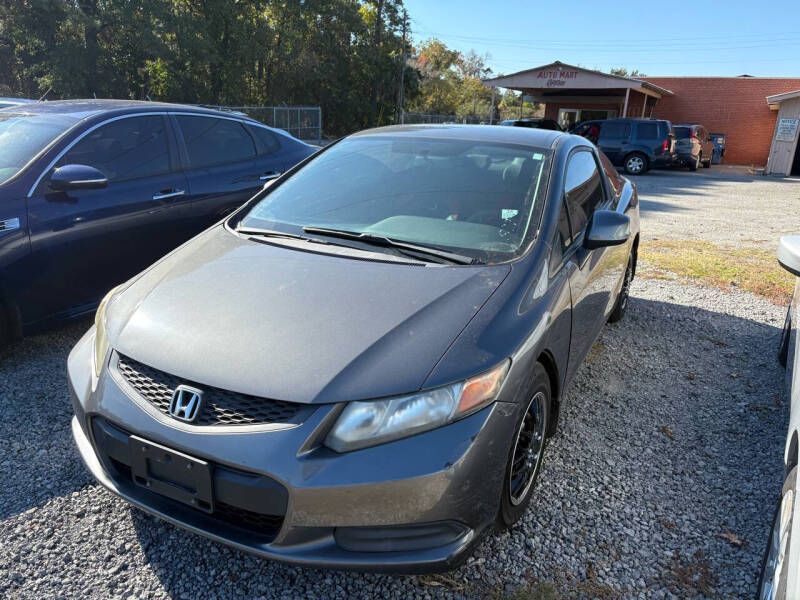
[177,116,256,168]
[59,116,171,181]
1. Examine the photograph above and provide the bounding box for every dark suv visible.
[500,118,562,131]
[572,118,675,175]
[673,124,713,170]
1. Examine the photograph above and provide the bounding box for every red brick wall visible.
[644,77,800,166]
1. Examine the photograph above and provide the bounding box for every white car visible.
[759,235,800,599]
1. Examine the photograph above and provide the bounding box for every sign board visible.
[776,118,799,142]
[536,69,579,88]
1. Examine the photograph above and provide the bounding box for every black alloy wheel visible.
[497,363,550,529]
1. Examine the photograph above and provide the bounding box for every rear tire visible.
[623,152,648,175]
[702,155,711,168]
[689,154,699,171]
[496,363,551,530]
[608,254,633,323]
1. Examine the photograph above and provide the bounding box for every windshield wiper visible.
[235,226,330,244]
[302,226,477,265]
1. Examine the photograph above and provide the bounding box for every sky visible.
[401,0,800,78]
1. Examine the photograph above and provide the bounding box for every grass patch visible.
[639,240,794,304]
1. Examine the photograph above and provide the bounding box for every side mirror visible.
[50,164,108,191]
[584,210,630,250]
[778,236,800,277]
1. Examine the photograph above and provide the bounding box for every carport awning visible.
[766,89,800,110]
[482,61,673,100]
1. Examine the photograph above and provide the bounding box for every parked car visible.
[0,97,36,110]
[0,99,315,341]
[673,124,713,170]
[571,118,676,175]
[759,235,800,599]
[500,118,562,131]
[68,125,640,572]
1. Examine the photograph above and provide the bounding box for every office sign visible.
[776,118,799,142]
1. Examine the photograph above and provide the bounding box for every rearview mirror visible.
[778,236,800,277]
[50,164,108,191]
[584,210,630,250]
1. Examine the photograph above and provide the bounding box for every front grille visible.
[117,355,307,426]
[215,502,284,533]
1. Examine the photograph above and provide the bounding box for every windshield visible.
[673,126,692,139]
[0,113,78,185]
[240,135,551,263]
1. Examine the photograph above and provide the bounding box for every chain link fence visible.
[202,105,322,144]
[401,111,488,125]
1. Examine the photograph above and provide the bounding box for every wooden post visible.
[622,88,629,118]
[489,87,495,124]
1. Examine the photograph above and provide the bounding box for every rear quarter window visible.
[674,126,691,139]
[636,123,658,139]
[598,122,630,140]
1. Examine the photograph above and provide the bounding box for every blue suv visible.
[0,100,316,341]
[571,118,676,175]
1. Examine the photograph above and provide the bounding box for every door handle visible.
[153,189,185,201]
[259,171,281,181]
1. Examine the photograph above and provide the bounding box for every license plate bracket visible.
[129,435,214,513]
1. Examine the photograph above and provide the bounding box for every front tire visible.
[757,466,796,600]
[623,152,647,175]
[497,363,550,530]
[608,254,633,323]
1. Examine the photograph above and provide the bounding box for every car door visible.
[597,121,630,164]
[561,149,621,381]
[173,114,263,231]
[246,123,291,183]
[21,113,190,324]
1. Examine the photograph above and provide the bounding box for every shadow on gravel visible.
[118,291,787,599]
[0,319,93,520]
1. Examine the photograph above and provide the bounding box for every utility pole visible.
[397,8,408,125]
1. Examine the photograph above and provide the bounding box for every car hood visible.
[109,226,510,404]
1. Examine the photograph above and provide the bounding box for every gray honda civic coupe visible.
[68,124,639,572]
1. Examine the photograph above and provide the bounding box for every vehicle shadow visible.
[126,289,787,599]
[0,319,94,520]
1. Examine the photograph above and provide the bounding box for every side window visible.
[176,116,256,169]
[248,125,282,155]
[636,122,658,139]
[58,115,170,182]
[564,151,605,237]
[598,122,630,140]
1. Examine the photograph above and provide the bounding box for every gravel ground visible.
[0,276,788,600]
[636,166,800,249]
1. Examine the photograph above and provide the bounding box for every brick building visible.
[484,61,800,171]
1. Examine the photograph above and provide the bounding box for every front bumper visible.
[68,328,516,572]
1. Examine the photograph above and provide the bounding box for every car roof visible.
[349,124,564,148]
[2,99,251,121]
[0,97,36,104]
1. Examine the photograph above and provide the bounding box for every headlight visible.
[93,285,122,377]
[324,360,510,453]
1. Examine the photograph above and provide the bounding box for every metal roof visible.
[483,61,673,97]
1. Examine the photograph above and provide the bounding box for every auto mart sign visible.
[536,69,580,87]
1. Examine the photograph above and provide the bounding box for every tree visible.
[610,67,646,78]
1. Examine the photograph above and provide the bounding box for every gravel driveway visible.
[0,276,788,599]
[637,166,800,249]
